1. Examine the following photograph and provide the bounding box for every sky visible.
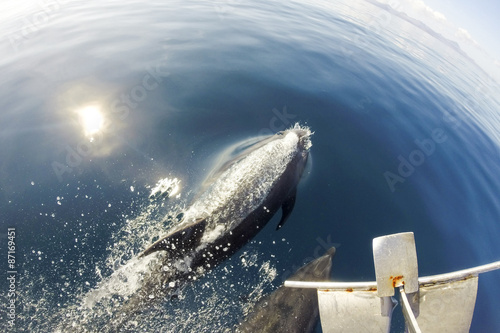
[391,0,500,82]
[430,0,500,58]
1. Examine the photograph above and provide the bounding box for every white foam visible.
[149,177,181,199]
[82,254,160,309]
[200,224,226,244]
[187,129,301,233]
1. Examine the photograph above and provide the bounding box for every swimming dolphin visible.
[110,123,313,328]
[234,247,336,333]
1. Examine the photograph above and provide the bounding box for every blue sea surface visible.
[1,0,500,332]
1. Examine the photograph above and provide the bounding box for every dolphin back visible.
[235,247,336,333]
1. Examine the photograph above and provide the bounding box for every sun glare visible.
[77,105,104,140]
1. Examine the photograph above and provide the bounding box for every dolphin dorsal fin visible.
[276,188,297,230]
[140,218,207,257]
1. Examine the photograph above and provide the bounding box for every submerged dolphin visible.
[111,123,313,328]
[235,247,336,333]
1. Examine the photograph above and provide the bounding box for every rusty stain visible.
[368,287,377,292]
[392,275,404,287]
[346,288,353,292]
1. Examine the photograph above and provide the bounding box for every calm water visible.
[1,0,500,332]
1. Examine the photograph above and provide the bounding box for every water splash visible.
[13,164,280,332]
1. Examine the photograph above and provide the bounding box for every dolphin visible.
[234,247,336,333]
[108,123,313,328]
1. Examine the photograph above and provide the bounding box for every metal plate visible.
[373,232,419,297]
[415,276,478,333]
[318,290,394,333]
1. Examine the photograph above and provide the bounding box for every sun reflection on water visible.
[76,105,104,141]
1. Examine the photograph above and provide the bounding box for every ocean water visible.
[1,0,500,332]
